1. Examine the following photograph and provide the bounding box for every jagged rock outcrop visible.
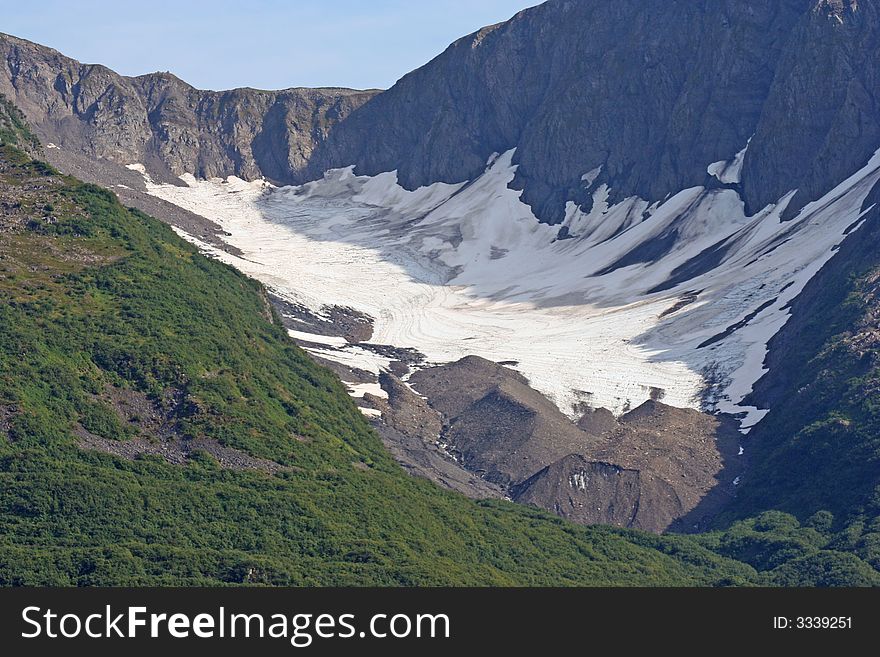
[0,32,377,185]
[0,92,40,157]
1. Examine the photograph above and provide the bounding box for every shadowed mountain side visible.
[306,0,880,223]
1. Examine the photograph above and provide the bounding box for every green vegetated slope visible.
[0,95,40,156]
[714,181,880,575]
[0,140,744,586]
[0,131,876,585]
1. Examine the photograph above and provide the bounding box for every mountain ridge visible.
[4,0,880,225]
[0,32,378,185]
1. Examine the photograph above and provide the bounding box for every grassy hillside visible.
[0,136,876,586]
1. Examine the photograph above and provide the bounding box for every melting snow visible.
[126,163,148,175]
[581,166,602,187]
[286,329,349,348]
[346,382,387,400]
[708,139,751,185]
[570,472,589,491]
[141,147,880,429]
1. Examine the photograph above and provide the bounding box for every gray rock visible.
[511,456,682,533]
[5,1,880,223]
[308,0,879,222]
[0,32,378,185]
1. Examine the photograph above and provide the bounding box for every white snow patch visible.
[126,163,148,176]
[708,139,751,185]
[581,166,602,187]
[347,382,387,400]
[142,147,880,427]
[307,345,392,377]
[286,329,349,348]
[570,472,589,491]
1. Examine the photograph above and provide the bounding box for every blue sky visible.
[0,0,539,90]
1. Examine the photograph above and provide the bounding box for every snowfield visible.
[131,146,880,431]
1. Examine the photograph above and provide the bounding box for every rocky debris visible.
[310,355,375,386]
[0,404,15,440]
[387,356,747,533]
[376,372,443,440]
[375,422,505,500]
[98,385,179,439]
[659,291,701,318]
[270,293,375,343]
[76,426,286,474]
[511,456,682,532]
[577,407,618,435]
[368,371,503,499]
[358,343,426,368]
[588,400,745,532]
[410,356,597,486]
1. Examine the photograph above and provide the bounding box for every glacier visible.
[129,146,880,431]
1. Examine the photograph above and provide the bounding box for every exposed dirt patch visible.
[76,425,286,473]
[76,385,286,474]
[0,404,15,440]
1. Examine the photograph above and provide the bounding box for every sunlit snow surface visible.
[134,147,880,431]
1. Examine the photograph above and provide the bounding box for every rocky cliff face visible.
[5,1,880,223]
[0,32,377,185]
[307,0,880,222]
